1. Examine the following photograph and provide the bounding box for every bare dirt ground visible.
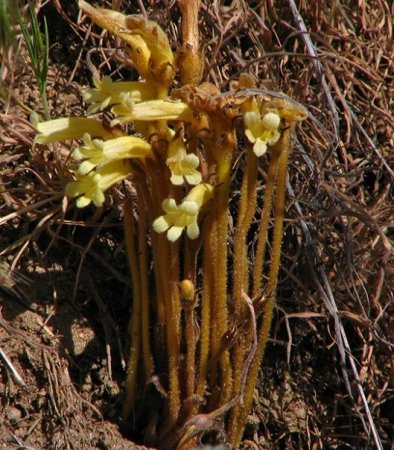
[0,1,393,449]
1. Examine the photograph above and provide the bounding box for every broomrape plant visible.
[33,1,307,448]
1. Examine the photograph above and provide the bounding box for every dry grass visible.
[0,1,393,449]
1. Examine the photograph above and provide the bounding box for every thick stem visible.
[166,242,182,431]
[147,174,167,327]
[177,0,203,85]
[207,130,235,406]
[184,305,197,408]
[252,146,281,298]
[136,188,154,378]
[231,151,258,404]
[122,199,142,420]
[233,151,258,318]
[150,175,181,435]
[183,239,200,417]
[196,216,214,401]
[228,129,292,447]
[143,165,182,445]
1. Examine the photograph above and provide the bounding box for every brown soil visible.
[1,1,393,449]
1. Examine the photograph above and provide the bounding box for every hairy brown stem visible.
[228,129,292,447]
[122,198,141,419]
[177,0,203,85]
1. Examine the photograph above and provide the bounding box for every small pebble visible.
[8,406,22,422]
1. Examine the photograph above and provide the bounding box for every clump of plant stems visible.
[33,1,307,448]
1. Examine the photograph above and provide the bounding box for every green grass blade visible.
[18,3,50,119]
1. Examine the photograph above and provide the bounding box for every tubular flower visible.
[111,95,193,126]
[34,117,112,144]
[166,137,202,185]
[78,1,174,88]
[243,110,281,157]
[125,15,174,70]
[72,134,105,175]
[73,133,151,175]
[84,75,154,114]
[153,183,213,242]
[78,0,151,79]
[66,160,132,208]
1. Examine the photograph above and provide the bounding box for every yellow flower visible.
[34,117,111,144]
[79,0,151,79]
[243,110,281,157]
[73,134,104,175]
[78,1,174,88]
[166,137,202,185]
[111,96,193,126]
[84,75,154,114]
[73,133,151,175]
[153,183,213,242]
[66,160,131,208]
[125,15,174,72]
[102,135,151,160]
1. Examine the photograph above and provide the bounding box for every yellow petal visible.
[153,216,170,234]
[111,99,193,124]
[179,201,198,215]
[185,172,202,185]
[103,136,151,161]
[98,160,132,191]
[66,161,131,207]
[125,15,174,68]
[170,174,184,185]
[35,117,111,144]
[244,128,257,144]
[243,111,263,141]
[184,183,214,207]
[167,226,183,242]
[84,76,155,113]
[253,139,268,157]
[66,172,103,207]
[261,112,281,130]
[186,221,200,240]
[128,99,192,121]
[153,186,212,242]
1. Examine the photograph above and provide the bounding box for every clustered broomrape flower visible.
[84,74,155,114]
[73,133,151,175]
[32,2,311,449]
[243,102,282,157]
[34,85,284,238]
[66,160,132,208]
[34,89,196,222]
[32,0,289,242]
[166,137,202,186]
[152,183,213,242]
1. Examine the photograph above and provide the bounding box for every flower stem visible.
[208,131,235,406]
[231,150,258,403]
[136,188,154,378]
[177,0,203,85]
[166,242,182,430]
[228,128,291,447]
[122,198,142,420]
[196,215,214,400]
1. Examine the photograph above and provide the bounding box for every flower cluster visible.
[34,81,284,237]
[33,2,290,241]
[32,2,310,449]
